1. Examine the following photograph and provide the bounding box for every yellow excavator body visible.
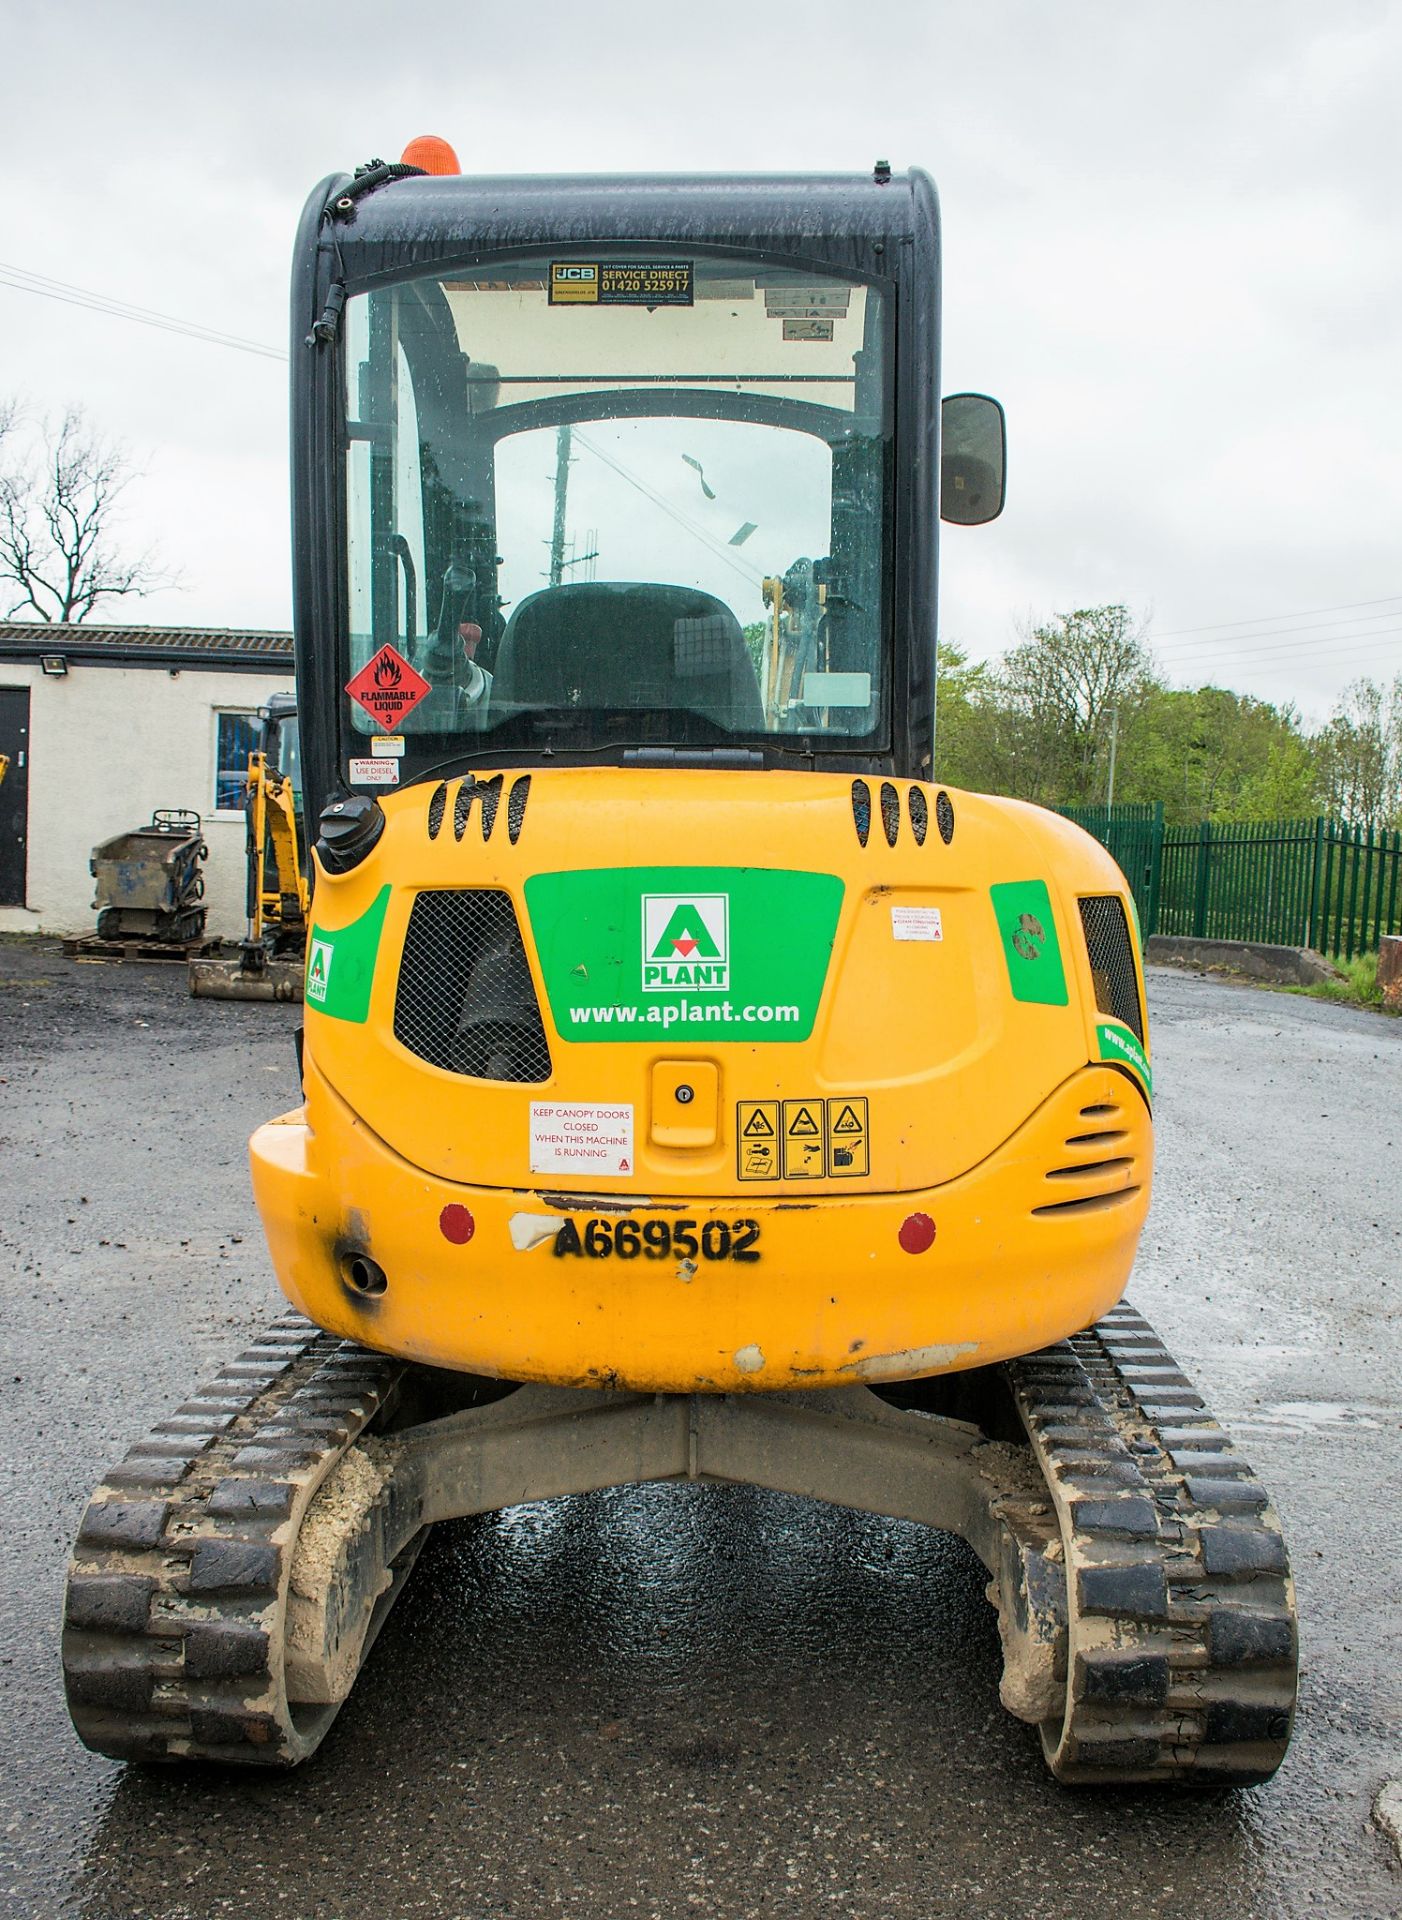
[250,767,1152,1391]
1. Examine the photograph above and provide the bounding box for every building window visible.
[214,711,259,812]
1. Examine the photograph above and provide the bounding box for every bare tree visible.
[0,406,175,623]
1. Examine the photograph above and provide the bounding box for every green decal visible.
[306,886,391,1023]
[990,879,1068,1005]
[1097,1019,1153,1096]
[524,867,843,1043]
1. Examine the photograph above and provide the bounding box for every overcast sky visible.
[2,0,1397,725]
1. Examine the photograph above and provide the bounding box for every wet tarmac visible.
[1,938,1399,1919]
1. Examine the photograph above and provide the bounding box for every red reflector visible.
[439,1203,475,1245]
[898,1212,936,1255]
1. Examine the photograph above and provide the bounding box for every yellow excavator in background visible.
[190,693,307,1001]
[65,146,1297,1789]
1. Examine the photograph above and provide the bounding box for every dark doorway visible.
[0,686,30,908]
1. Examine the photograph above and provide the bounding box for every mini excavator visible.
[64,145,1297,1784]
[189,694,308,1001]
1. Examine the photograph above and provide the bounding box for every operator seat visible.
[492,581,763,729]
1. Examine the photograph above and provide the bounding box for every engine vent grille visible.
[427,782,448,840]
[478,775,503,840]
[394,890,552,1083]
[506,775,532,844]
[908,787,928,845]
[879,782,901,847]
[1078,895,1145,1043]
[935,790,955,844]
[851,780,872,847]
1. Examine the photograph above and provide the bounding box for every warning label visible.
[529,1102,634,1178]
[782,1100,826,1180]
[345,645,432,729]
[826,1097,869,1178]
[736,1100,779,1181]
[738,1095,871,1179]
[549,261,694,307]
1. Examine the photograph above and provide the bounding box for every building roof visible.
[0,621,294,672]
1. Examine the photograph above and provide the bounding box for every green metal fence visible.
[1060,806,1402,960]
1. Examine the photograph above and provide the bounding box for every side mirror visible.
[941,393,1006,525]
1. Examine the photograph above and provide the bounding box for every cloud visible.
[1,0,1396,715]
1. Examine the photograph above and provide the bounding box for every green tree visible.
[1120,685,1320,823]
[992,605,1156,807]
[1314,677,1402,826]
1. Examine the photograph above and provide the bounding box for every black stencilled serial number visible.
[553,1217,761,1262]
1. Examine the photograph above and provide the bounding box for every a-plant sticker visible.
[304,887,391,1024]
[524,867,843,1044]
[643,894,729,991]
[306,938,334,1005]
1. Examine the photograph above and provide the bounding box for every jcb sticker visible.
[549,260,693,307]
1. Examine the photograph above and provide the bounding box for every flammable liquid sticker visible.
[305,886,391,1023]
[1096,1020,1153,1096]
[524,867,843,1044]
[345,645,432,730]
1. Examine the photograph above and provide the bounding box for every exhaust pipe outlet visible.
[341,1252,388,1297]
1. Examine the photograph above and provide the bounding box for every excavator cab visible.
[65,152,1296,1789]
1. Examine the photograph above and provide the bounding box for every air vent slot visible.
[935,791,955,844]
[1045,1156,1135,1182]
[880,782,900,847]
[507,776,532,844]
[394,890,552,1083]
[1078,895,1144,1042]
[1080,1102,1120,1119]
[1033,1187,1141,1218]
[908,787,929,845]
[479,775,503,841]
[453,780,474,842]
[1064,1129,1129,1149]
[427,782,447,840]
[851,780,871,847]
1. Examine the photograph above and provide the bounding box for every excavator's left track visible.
[64,1317,411,1767]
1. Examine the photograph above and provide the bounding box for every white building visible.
[0,622,295,942]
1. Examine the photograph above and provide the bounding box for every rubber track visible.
[1004,1300,1298,1784]
[63,1316,407,1767]
[64,1302,1298,1781]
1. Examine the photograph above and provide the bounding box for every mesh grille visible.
[850,780,871,847]
[394,890,552,1083]
[908,787,928,845]
[506,776,531,844]
[453,781,474,841]
[935,791,955,844]
[1078,895,1144,1043]
[880,782,901,847]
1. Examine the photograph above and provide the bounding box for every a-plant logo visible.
[306,937,334,1005]
[642,894,729,991]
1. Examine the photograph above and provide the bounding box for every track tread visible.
[63,1315,406,1767]
[1005,1301,1298,1785]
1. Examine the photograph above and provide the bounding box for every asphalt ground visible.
[0,938,1398,1920]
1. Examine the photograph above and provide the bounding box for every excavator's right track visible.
[1006,1300,1297,1784]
